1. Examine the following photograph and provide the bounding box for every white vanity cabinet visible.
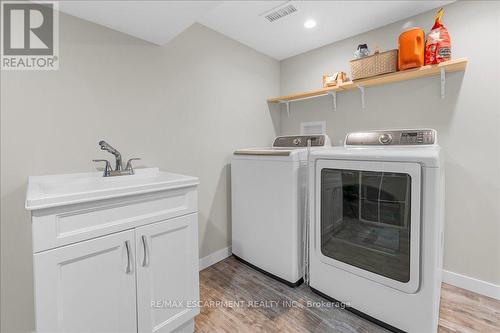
[34,229,138,333]
[135,214,199,333]
[26,168,200,333]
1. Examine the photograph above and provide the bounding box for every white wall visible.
[279,1,500,286]
[0,14,280,333]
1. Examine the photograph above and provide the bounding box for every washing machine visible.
[308,129,444,333]
[231,135,330,286]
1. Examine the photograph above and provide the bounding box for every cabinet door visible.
[136,213,199,333]
[34,230,137,333]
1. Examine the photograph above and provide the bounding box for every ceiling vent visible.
[264,4,297,22]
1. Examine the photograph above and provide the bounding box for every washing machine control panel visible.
[346,129,436,146]
[273,135,329,147]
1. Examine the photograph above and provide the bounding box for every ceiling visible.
[58,1,452,60]
[58,1,221,45]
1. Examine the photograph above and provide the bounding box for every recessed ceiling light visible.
[304,19,317,29]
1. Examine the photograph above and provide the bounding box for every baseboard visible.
[199,246,232,271]
[443,270,500,300]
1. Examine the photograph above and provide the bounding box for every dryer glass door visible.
[316,160,421,293]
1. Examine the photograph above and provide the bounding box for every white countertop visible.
[25,168,199,210]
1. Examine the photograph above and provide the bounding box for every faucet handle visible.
[93,159,112,177]
[125,158,141,172]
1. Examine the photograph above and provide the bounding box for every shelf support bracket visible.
[280,101,290,117]
[357,85,365,110]
[440,68,446,99]
[328,91,337,111]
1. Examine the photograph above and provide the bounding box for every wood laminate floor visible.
[195,256,500,333]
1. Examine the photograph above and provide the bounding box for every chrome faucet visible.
[99,140,122,171]
[93,140,140,177]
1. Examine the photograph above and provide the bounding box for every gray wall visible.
[0,15,280,332]
[279,1,500,285]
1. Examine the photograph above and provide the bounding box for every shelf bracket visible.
[328,91,337,111]
[280,101,290,117]
[357,85,365,110]
[440,68,446,99]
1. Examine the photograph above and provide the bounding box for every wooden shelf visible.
[267,58,467,103]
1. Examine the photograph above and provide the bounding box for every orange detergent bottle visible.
[398,28,425,70]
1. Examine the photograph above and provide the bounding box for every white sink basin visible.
[26,168,199,210]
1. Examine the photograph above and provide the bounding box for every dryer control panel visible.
[273,135,329,147]
[345,129,436,146]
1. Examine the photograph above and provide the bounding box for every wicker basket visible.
[349,49,398,80]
